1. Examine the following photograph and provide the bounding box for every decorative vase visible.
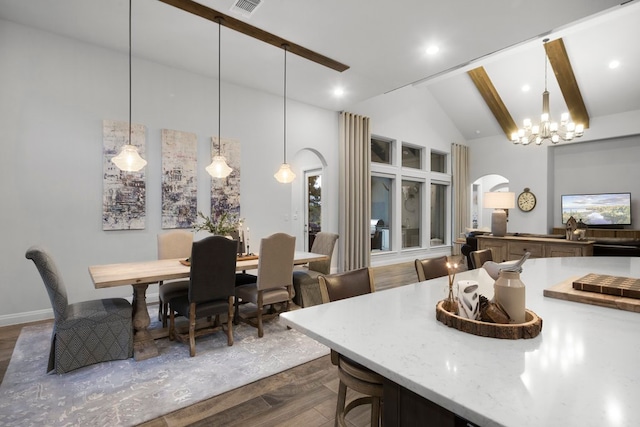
[493,270,526,324]
[457,280,479,320]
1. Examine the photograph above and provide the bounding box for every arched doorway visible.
[471,174,510,230]
[291,149,327,251]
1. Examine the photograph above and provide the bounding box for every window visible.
[430,183,447,246]
[371,175,392,252]
[401,180,422,248]
[431,151,446,173]
[371,137,392,164]
[402,144,421,169]
[371,135,451,255]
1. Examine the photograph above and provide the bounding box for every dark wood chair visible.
[414,255,449,281]
[318,267,383,427]
[169,235,237,357]
[470,249,493,269]
[235,233,295,338]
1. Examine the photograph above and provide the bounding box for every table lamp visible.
[483,192,515,237]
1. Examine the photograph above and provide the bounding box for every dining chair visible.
[292,232,339,307]
[169,235,237,357]
[318,267,383,427]
[470,249,493,269]
[414,255,449,281]
[157,230,193,327]
[25,246,133,374]
[234,232,295,338]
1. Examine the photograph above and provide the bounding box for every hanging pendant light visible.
[112,0,147,172]
[206,19,232,179]
[274,44,296,184]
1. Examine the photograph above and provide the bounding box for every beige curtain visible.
[452,143,470,254]
[339,112,371,271]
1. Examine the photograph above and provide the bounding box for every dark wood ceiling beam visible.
[545,38,589,128]
[468,67,518,139]
[156,0,349,72]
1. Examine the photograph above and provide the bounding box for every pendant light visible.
[206,19,233,179]
[274,44,296,184]
[112,0,147,172]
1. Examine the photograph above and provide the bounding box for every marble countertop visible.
[281,257,640,427]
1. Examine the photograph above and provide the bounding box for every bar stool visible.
[319,267,383,426]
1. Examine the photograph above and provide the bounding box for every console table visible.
[477,235,593,262]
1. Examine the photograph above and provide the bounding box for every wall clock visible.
[517,188,537,212]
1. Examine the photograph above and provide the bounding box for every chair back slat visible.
[308,232,339,274]
[415,255,449,281]
[256,233,295,290]
[189,236,237,303]
[158,230,193,260]
[26,246,68,320]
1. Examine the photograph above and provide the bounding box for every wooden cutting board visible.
[544,276,640,313]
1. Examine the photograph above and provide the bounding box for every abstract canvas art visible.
[161,129,197,229]
[211,137,241,218]
[102,119,146,230]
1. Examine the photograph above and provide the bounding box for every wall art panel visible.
[211,137,241,218]
[102,119,146,230]
[161,129,197,229]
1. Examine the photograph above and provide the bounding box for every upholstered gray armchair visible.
[292,232,338,308]
[25,246,133,374]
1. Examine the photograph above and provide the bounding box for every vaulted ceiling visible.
[1,0,638,142]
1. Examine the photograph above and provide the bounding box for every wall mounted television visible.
[561,192,632,226]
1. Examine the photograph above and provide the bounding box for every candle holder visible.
[443,260,459,314]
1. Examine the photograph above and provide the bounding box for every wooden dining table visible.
[89,251,328,361]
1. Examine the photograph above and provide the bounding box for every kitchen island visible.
[281,257,640,426]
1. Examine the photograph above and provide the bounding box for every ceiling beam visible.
[545,38,590,128]
[468,67,518,139]
[156,0,349,72]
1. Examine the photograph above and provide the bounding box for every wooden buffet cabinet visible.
[477,235,594,262]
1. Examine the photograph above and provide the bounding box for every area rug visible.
[0,311,328,427]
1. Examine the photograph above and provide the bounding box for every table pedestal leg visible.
[132,283,159,361]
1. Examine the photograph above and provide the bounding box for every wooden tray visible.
[435,300,542,339]
[179,254,259,266]
[544,277,640,313]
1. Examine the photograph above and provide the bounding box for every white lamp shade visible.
[206,155,232,178]
[111,144,147,172]
[274,163,296,183]
[483,192,515,209]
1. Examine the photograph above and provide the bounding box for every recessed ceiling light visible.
[333,87,345,97]
[521,84,530,92]
[426,45,439,55]
[609,60,620,69]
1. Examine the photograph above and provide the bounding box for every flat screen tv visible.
[561,192,631,226]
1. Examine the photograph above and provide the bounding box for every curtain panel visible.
[339,112,371,271]
[452,143,470,253]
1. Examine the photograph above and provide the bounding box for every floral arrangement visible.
[193,211,243,236]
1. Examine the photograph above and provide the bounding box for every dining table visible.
[280,257,640,426]
[89,251,328,361]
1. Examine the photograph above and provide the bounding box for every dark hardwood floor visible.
[0,319,372,427]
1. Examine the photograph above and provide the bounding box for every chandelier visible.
[511,39,584,145]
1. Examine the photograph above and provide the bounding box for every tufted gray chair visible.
[25,246,133,374]
[292,232,338,307]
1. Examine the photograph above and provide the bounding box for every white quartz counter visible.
[281,257,640,427]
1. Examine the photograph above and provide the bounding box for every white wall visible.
[0,20,339,324]
[468,120,640,235]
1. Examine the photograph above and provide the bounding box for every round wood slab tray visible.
[435,300,542,339]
